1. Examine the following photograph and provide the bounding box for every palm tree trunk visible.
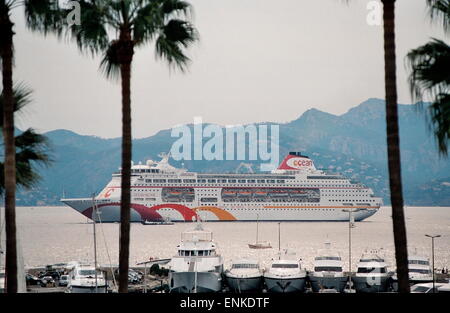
[381,0,409,293]
[119,60,131,293]
[0,6,17,293]
[118,60,132,293]
[118,28,134,293]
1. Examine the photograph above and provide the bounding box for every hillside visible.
[14,98,450,206]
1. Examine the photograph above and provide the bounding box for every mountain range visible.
[14,98,450,206]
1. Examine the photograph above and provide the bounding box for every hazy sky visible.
[12,0,445,138]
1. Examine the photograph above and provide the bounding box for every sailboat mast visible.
[256,214,259,243]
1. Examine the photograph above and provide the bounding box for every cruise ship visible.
[61,152,382,222]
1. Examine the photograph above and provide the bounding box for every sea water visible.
[1,206,449,271]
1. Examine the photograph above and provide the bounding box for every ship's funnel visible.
[277,152,316,171]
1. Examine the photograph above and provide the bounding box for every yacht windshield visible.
[411,286,431,293]
[410,269,431,274]
[409,260,429,265]
[357,267,386,273]
[315,266,342,272]
[315,257,340,261]
[79,270,96,276]
[360,258,384,262]
[232,264,259,269]
[272,264,298,269]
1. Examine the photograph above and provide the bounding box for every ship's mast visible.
[278,222,281,260]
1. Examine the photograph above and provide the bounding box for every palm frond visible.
[132,0,161,44]
[67,0,111,54]
[426,0,450,33]
[429,93,450,155]
[24,0,66,36]
[99,40,122,80]
[406,38,450,102]
[0,128,52,194]
[407,38,450,155]
[155,19,198,71]
[161,0,193,18]
[0,82,33,127]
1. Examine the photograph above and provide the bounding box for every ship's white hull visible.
[309,274,348,293]
[264,276,307,293]
[169,271,222,293]
[61,198,379,222]
[225,274,264,292]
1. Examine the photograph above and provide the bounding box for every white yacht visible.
[392,254,433,291]
[224,259,264,292]
[352,250,390,293]
[67,263,107,293]
[168,223,224,293]
[264,250,307,293]
[309,242,347,293]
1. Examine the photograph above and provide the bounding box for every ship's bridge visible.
[118,153,188,175]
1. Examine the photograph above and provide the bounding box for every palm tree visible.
[380,0,409,293]
[407,1,450,156]
[0,84,52,194]
[27,0,198,292]
[0,0,56,293]
[1,0,20,293]
[343,0,410,292]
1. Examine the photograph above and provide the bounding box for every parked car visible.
[40,276,56,287]
[411,282,450,293]
[26,273,41,286]
[114,269,142,284]
[59,275,69,287]
[39,271,60,281]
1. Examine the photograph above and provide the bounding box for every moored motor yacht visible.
[67,262,107,293]
[264,250,307,293]
[224,259,264,292]
[168,223,224,293]
[392,253,433,291]
[309,242,347,293]
[352,250,391,293]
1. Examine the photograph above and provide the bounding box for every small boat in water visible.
[352,250,391,293]
[309,242,347,293]
[224,259,264,292]
[248,214,272,249]
[248,242,272,249]
[168,222,223,293]
[67,263,107,293]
